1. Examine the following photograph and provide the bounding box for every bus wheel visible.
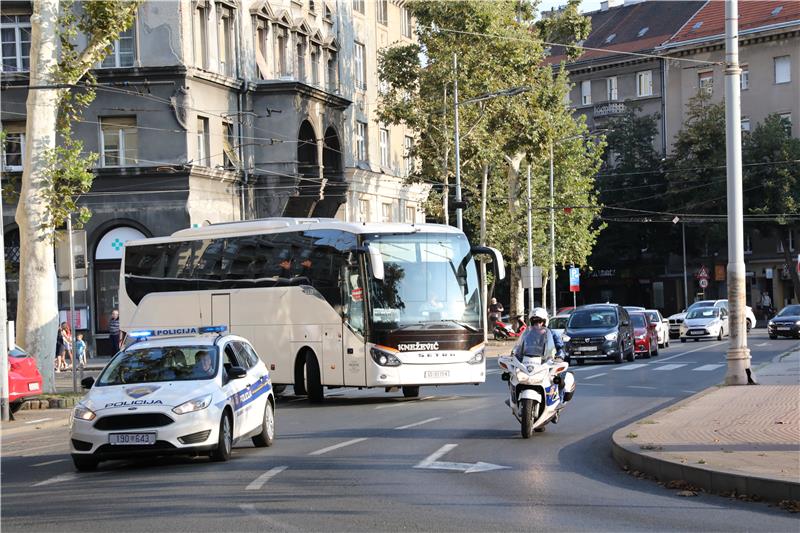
[402,386,420,398]
[305,353,324,403]
[293,356,307,396]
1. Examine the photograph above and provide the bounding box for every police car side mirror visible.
[81,376,95,389]
[227,366,247,380]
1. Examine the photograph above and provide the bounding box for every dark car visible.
[563,304,635,365]
[768,305,800,339]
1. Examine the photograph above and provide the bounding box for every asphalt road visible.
[2,330,798,532]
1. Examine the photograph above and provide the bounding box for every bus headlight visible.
[467,350,484,365]
[370,347,402,367]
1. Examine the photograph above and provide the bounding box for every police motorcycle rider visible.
[515,308,568,395]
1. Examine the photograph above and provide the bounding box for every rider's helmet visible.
[529,307,549,327]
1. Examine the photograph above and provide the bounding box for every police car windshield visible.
[97,345,219,386]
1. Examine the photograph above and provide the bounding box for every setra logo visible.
[397,341,440,352]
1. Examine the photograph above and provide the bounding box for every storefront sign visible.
[59,308,89,330]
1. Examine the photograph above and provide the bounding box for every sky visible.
[538,0,604,15]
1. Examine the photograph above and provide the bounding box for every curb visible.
[611,388,800,503]
[1,409,72,436]
[17,397,81,411]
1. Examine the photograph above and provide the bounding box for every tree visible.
[743,114,800,302]
[378,0,602,315]
[15,0,140,392]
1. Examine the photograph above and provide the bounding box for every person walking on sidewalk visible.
[55,323,67,372]
[109,309,121,353]
[75,333,87,368]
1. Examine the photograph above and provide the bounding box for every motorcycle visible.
[493,315,526,340]
[497,353,576,438]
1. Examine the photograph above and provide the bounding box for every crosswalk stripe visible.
[693,364,724,371]
[654,364,686,371]
[614,363,648,371]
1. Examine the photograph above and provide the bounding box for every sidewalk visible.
[612,347,800,503]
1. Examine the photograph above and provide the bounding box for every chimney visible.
[601,0,623,10]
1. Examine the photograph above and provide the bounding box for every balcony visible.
[593,101,626,118]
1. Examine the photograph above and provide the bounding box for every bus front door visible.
[342,263,367,387]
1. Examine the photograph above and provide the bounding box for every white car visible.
[644,309,670,348]
[548,313,571,343]
[69,327,275,471]
[680,307,729,342]
[668,299,755,338]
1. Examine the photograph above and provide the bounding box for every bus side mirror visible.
[471,246,506,281]
[351,245,384,281]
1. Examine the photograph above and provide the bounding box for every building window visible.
[405,205,415,223]
[223,121,237,169]
[309,0,316,14]
[100,117,138,167]
[740,65,749,90]
[606,76,617,101]
[218,5,235,76]
[296,35,306,81]
[196,117,210,166]
[310,44,321,85]
[581,80,591,105]
[379,128,390,167]
[1,125,24,171]
[381,202,392,223]
[276,26,290,77]
[253,19,269,79]
[744,232,752,254]
[636,70,653,97]
[376,0,388,25]
[353,0,365,15]
[326,50,338,92]
[740,117,750,132]
[101,26,135,68]
[698,71,713,95]
[358,198,370,221]
[403,135,413,175]
[778,112,792,135]
[354,41,366,90]
[778,231,795,252]
[401,7,412,38]
[1,14,31,72]
[356,121,367,161]
[194,4,208,69]
[774,55,791,84]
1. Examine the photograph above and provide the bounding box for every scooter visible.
[497,353,576,438]
[493,315,526,340]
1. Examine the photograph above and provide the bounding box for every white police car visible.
[69,326,275,471]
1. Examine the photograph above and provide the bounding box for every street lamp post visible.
[452,53,463,230]
[549,141,557,317]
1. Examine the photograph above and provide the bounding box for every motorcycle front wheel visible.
[520,399,537,439]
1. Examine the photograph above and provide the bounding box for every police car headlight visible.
[467,349,484,365]
[73,404,96,421]
[172,394,213,415]
[370,347,402,367]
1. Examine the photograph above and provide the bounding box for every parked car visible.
[630,311,659,358]
[624,306,646,312]
[645,309,670,348]
[767,304,800,339]
[680,307,729,342]
[562,304,635,365]
[668,299,755,338]
[8,345,43,413]
[548,313,571,343]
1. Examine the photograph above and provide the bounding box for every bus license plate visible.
[424,370,450,379]
[109,433,156,445]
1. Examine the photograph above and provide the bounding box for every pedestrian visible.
[109,309,121,353]
[759,290,773,319]
[55,323,67,373]
[488,298,504,324]
[76,333,87,368]
[62,322,74,369]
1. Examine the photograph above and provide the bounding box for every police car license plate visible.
[109,432,156,445]
[424,370,450,379]
[690,330,703,335]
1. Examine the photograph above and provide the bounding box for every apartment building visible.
[1,0,427,354]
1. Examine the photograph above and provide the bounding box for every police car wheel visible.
[72,454,98,472]
[252,400,275,448]
[211,412,233,462]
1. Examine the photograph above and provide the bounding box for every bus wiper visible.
[439,320,477,332]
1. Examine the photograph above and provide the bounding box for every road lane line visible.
[628,385,658,390]
[16,442,67,456]
[32,459,67,467]
[245,466,288,490]
[656,341,725,362]
[654,364,686,371]
[33,472,79,487]
[583,373,607,380]
[417,444,458,468]
[24,418,53,425]
[308,438,368,456]
[614,364,648,371]
[756,342,769,347]
[694,364,724,371]
[394,417,441,430]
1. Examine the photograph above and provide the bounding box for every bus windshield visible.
[366,233,482,332]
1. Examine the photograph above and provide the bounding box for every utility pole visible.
[682,222,689,309]
[442,86,449,226]
[67,216,77,393]
[526,165,534,315]
[452,53,463,230]
[480,165,488,342]
[549,140,557,316]
[1,186,9,421]
[723,0,751,385]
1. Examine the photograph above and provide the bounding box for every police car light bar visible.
[198,325,227,334]
[128,330,153,339]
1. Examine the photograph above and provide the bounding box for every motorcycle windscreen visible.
[516,328,548,360]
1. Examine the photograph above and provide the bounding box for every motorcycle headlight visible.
[605,332,618,341]
[73,404,96,421]
[467,349,484,365]
[370,347,402,367]
[172,394,213,415]
[515,369,529,383]
[561,334,571,342]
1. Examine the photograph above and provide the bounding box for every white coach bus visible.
[119,218,504,402]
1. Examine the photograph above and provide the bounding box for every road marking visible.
[17,442,66,456]
[628,385,658,390]
[654,364,687,371]
[33,472,79,487]
[394,417,441,430]
[374,395,435,410]
[486,369,502,375]
[694,364,724,371]
[308,438,368,456]
[756,342,770,347]
[656,341,725,362]
[32,459,67,467]
[245,466,288,491]
[414,444,508,474]
[583,373,607,380]
[614,364,648,371]
[24,418,53,425]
